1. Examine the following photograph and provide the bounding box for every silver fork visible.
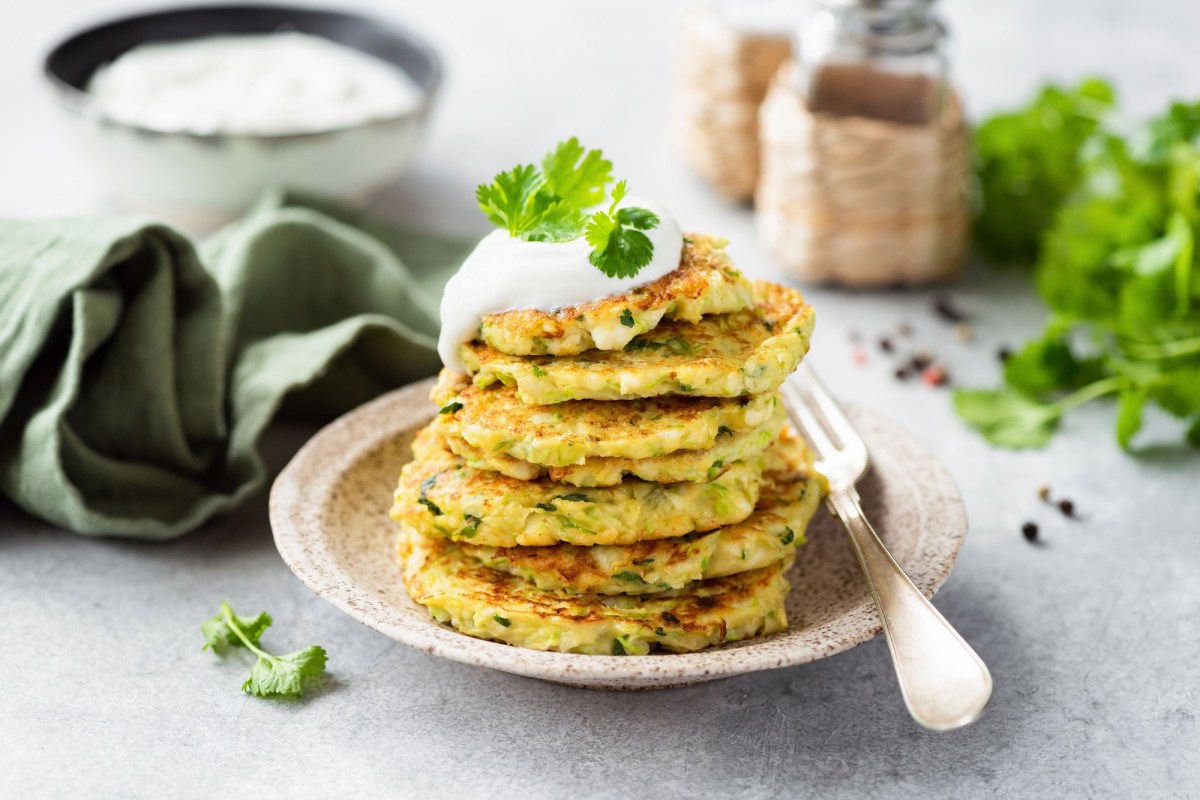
[784,363,993,731]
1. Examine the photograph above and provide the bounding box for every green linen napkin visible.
[0,190,472,539]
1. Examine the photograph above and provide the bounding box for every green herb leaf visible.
[243,646,328,698]
[494,615,512,628]
[541,137,612,209]
[202,607,272,652]
[1188,419,1200,448]
[619,309,635,327]
[203,602,327,699]
[585,181,660,279]
[1115,386,1147,449]
[952,389,1063,449]
[418,474,443,516]
[972,77,1116,262]
[476,139,659,279]
[457,514,482,539]
[438,402,463,415]
[962,84,1200,450]
[475,164,545,238]
[663,337,691,354]
[1003,332,1103,395]
[525,200,586,244]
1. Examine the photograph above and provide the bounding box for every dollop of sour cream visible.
[87,32,423,136]
[438,195,684,372]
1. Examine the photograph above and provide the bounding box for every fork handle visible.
[827,488,993,731]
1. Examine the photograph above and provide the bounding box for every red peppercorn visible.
[921,365,949,387]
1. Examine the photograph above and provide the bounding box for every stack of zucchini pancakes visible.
[391,235,822,655]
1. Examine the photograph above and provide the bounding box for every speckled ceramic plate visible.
[270,378,967,690]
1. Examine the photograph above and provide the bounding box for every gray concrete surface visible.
[2,2,1198,798]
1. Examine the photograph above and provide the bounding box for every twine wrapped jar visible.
[755,0,969,286]
[675,2,791,201]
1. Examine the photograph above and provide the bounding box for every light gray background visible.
[1,2,1197,798]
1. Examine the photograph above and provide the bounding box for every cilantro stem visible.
[1049,376,1125,413]
[1122,336,1200,360]
[220,601,274,663]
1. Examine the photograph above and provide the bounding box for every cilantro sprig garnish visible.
[202,601,327,698]
[586,180,661,278]
[475,138,661,278]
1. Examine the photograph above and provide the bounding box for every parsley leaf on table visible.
[1002,330,1104,396]
[243,646,329,698]
[201,608,272,651]
[953,381,1122,449]
[202,601,327,698]
[972,77,1115,262]
[960,85,1200,450]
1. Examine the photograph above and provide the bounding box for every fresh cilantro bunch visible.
[202,601,327,698]
[475,138,661,278]
[972,78,1115,262]
[957,94,1200,450]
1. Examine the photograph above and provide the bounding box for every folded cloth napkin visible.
[0,190,472,539]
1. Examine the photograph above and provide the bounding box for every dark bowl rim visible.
[42,2,442,143]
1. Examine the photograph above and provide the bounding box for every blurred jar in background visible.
[756,0,969,285]
[675,1,796,202]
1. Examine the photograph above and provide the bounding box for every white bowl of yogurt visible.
[44,5,441,226]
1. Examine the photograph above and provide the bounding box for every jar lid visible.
[813,0,944,54]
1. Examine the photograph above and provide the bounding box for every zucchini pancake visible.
[477,233,754,357]
[389,140,821,656]
[461,281,816,404]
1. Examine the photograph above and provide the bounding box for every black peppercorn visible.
[934,295,967,323]
[1058,499,1075,517]
[1022,522,1039,542]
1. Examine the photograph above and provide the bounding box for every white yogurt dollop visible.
[87,32,423,136]
[438,195,684,372]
